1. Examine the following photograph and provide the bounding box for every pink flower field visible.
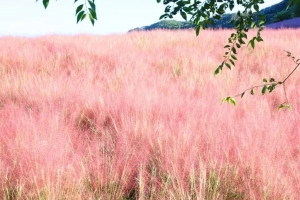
[0,29,299,199]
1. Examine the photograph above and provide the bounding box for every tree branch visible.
[226,51,300,110]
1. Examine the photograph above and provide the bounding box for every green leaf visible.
[278,103,291,111]
[157,0,161,2]
[231,54,237,60]
[89,13,95,26]
[256,36,264,42]
[241,92,245,98]
[268,83,277,93]
[214,14,221,20]
[89,8,97,20]
[249,39,255,49]
[221,97,230,103]
[240,32,248,39]
[232,47,237,54]
[183,6,192,14]
[269,78,275,82]
[165,5,171,12]
[238,38,245,44]
[229,3,234,10]
[222,97,228,103]
[159,14,170,20]
[219,62,224,70]
[180,10,187,20]
[254,4,259,12]
[74,0,79,3]
[230,98,236,106]
[43,0,49,8]
[214,67,220,76]
[222,97,236,106]
[258,20,265,26]
[225,62,231,70]
[77,11,85,23]
[262,85,267,94]
[196,26,200,36]
[250,89,255,95]
[263,78,267,83]
[278,104,284,110]
[88,0,96,11]
[81,13,86,21]
[76,4,84,16]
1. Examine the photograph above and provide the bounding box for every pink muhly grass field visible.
[0,29,299,199]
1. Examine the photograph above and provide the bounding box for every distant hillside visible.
[128,20,195,32]
[259,0,290,24]
[129,0,298,32]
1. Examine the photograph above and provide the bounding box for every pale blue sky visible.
[0,0,282,36]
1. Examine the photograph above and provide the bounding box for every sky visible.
[0,0,283,36]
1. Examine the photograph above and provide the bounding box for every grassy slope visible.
[0,30,300,199]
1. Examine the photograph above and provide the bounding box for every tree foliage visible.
[37,0,98,25]
[294,0,300,17]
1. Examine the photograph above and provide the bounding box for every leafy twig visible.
[222,51,300,110]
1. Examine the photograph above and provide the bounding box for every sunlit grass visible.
[0,29,299,199]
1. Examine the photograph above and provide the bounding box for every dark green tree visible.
[293,0,300,16]
[273,10,293,22]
